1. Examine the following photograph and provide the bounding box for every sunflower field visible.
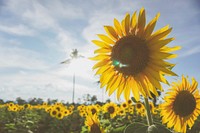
[0,97,200,133]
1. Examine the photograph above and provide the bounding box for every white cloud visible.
[55,31,80,52]
[0,24,35,36]
[42,0,85,20]
[0,62,104,102]
[0,45,48,70]
[21,1,58,30]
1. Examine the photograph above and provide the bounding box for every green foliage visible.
[0,107,82,133]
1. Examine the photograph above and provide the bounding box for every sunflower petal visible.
[148,63,178,76]
[150,51,177,59]
[144,13,160,38]
[138,8,146,31]
[121,19,126,36]
[92,40,111,48]
[124,85,131,101]
[144,72,163,91]
[117,79,126,100]
[144,67,169,84]
[113,18,123,37]
[150,59,175,68]
[128,77,140,101]
[100,68,115,88]
[148,25,172,43]
[108,73,123,95]
[130,11,137,31]
[104,26,119,41]
[137,7,146,36]
[124,13,130,35]
[161,46,181,52]
[148,37,175,49]
[95,65,110,75]
[92,59,110,69]
[190,78,198,93]
[97,34,115,44]
[89,54,110,61]
[94,48,111,54]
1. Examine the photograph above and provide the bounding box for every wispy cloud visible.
[179,46,200,58]
[0,46,48,70]
[0,24,35,36]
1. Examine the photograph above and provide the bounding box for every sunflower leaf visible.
[154,124,172,133]
[124,122,148,133]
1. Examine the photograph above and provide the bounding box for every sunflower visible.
[50,109,58,118]
[87,105,100,115]
[85,114,104,133]
[118,108,126,116]
[103,102,118,118]
[8,103,14,107]
[53,104,63,112]
[42,102,48,106]
[45,106,52,113]
[127,99,133,106]
[161,75,200,133]
[24,104,31,109]
[128,105,134,114]
[56,112,64,119]
[136,102,144,110]
[121,102,128,109]
[135,102,145,116]
[90,7,180,101]
[63,109,70,116]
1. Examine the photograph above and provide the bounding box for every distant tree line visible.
[0,94,112,106]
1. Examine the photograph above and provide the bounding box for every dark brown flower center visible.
[173,90,196,117]
[128,100,132,104]
[91,108,97,115]
[56,107,60,111]
[122,103,127,108]
[52,110,57,115]
[111,35,149,76]
[58,113,62,118]
[136,103,142,109]
[64,111,68,114]
[24,104,28,108]
[108,106,115,114]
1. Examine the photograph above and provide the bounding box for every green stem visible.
[144,97,153,126]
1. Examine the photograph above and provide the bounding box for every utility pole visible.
[61,49,84,104]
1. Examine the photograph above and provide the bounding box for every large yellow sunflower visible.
[90,8,180,101]
[161,75,200,133]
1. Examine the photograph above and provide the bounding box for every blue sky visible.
[0,0,199,103]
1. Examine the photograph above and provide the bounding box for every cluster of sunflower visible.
[91,7,200,133]
[1,99,161,133]
[6,102,27,112]
[1,102,74,120]
[80,99,160,132]
[45,103,74,119]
